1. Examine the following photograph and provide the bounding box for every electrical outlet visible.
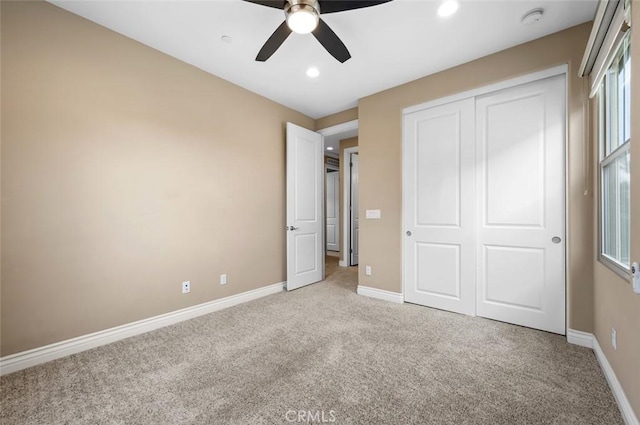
[182,281,191,294]
[611,327,617,350]
[220,274,227,285]
[365,265,372,276]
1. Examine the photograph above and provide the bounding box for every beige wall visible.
[338,137,358,264]
[315,108,358,131]
[357,23,594,332]
[592,4,640,416]
[0,1,313,356]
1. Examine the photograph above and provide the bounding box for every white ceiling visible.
[50,0,597,121]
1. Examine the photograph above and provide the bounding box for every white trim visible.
[593,337,640,425]
[325,163,340,254]
[566,330,639,425]
[0,282,285,376]
[317,119,358,137]
[579,0,619,77]
[357,285,404,304]
[588,1,628,98]
[317,120,359,269]
[343,146,359,266]
[402,65,568,115]
[566,328,594,348]
[564,75,571,336]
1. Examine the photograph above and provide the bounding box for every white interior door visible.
[404,98,476,315]
[350,153,359,266]
[475,75,566,334]
[326,170,340,251]
[286,122,324,291]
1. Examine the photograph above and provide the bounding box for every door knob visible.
[552,236,561,244]
[406,231,412,236]
[290,226,298,231]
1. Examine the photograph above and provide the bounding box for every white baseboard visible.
[357,285,404,304]
[567,329,638,425]
[593,336,639,425]
[0,281,285,376]
[338,260,347,267]
[566,328,594,348]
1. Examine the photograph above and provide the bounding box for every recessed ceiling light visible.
[221,35,232,43]
[326,146,334,151]
[437,0,459,18]
[306,67,320,78]
[521,8,544,25]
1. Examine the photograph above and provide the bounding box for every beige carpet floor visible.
[1,256,623,424]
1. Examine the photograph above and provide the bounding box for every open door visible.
[286,122,324,291]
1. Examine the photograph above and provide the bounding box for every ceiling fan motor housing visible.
[285,0,320,15]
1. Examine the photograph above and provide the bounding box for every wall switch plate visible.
[220,274,227,285]
[365,209,381,219]
[611,327,617,350]
[182,281,191,294]
[365,265,372,276]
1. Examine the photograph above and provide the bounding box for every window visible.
[599,34,631,272]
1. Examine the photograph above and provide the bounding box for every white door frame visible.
[325,163,340,252]
[343,147,359,267]
[401,64,569,332]
[317,120,359,268]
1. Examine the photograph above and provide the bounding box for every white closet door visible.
[475,75,566,334]
[404,98,476,315]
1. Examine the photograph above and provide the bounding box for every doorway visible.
[318,120,358,267]
[287,120,359,290]
[326,165,340,254]
[340,146,359,268]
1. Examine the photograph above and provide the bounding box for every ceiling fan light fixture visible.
[285,1,319,34]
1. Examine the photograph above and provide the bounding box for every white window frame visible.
[597,33,631,277]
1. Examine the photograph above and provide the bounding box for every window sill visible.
[598,255,632,281]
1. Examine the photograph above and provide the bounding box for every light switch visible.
[366,209,381,219]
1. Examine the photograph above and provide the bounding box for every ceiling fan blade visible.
[319,0,392,14]
[242,0,285,9]
[256,21,292,61]
[312,18,351,63]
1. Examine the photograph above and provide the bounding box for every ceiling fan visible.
[243,0,393,63]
